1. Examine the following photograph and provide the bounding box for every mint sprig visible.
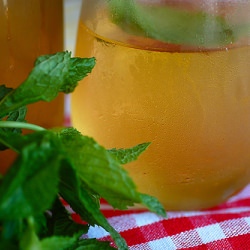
[0,52,166,250]
[0,52,95,117]
[108,0,245,48]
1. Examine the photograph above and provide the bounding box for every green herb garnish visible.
[0,51,166,250]
[108,0,249,48]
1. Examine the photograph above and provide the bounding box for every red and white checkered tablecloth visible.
[66,184,250,250]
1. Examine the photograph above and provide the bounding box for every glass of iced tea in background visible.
[0,0,64,173]
[71,0,250,210]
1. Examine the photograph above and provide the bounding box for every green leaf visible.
[0,85,27,150]
[108,0,236,48]
[59,162,100,226]
[73,239,116,250]
[34,214,48,239]
[0,131,62,220]
[57,127,166,213]
[0,240,18,250]
[5,107,27,130]
[20,217,41,250]
[57,128,141,208]
[19,216,81,250]
[0,107,27,137]
[0,129,30,152]
[59,163,129,250]
[0,52,95,117]
[108,142,150,165]
[77,184,129,250]
[0,85,12,102]
[140,194,166,218]
[57,127,165,248]
[1,219,24,241]
[62,57,96,93]
[51,197,89,237]
[40,235,78,250]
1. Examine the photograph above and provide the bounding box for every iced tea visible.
[71,0,250,210]
[0,0,64,172]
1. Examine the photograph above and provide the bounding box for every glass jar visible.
[71,0,250,210]
[0,0,64,173]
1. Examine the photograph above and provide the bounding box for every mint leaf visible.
[40,235,79,250]
[0,85,12,102]
[57,128,141,208]
[0,241,17,250]
[108,0,235,48]
[57,127,166,214]
[76,183,129,250]
[0,52,95,117]
[73,239,116,250]
[59,163,100,226]
[19,216,79,250]
[42,237,115,250]
[57,127,166,249]
[0,85,27,150]
[0,131,62,220]
[59,163,129,250]
[51,197,89,237]
[62,57,96,93]
[140,194,166,218]
[19,217,40,250]
[19,216,86,250]
[34,54,96,94]
[108,142,150,165]
[5,106,27,129]
[0,107,27,151]
[1,219,24,241]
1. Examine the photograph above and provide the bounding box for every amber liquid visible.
[0,0,64,173]
[72,19,250,210]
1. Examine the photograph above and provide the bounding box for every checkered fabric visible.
[66,185,250,250]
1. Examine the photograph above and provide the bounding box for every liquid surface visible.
[72,11,250,210]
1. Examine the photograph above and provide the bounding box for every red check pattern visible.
[65,184,250,250]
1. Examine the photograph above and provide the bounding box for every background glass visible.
[0,0,64,173]
[71,0,250,210]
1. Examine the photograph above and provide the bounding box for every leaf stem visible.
[0,121,46,132]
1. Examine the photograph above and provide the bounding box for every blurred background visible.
[64,0,82,54]
[63,0,82,123]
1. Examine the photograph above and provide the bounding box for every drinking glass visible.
[0,0,64,172]
[71,0,250,210]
